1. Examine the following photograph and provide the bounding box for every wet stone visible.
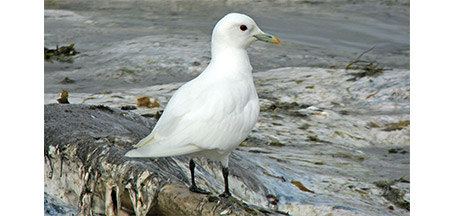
[44,104,274,215]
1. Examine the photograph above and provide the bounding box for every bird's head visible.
[211,13,280,50]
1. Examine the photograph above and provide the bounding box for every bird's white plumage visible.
[125,13,274,166]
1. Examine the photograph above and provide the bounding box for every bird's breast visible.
[180,75,259,151]
[210,80,259,146]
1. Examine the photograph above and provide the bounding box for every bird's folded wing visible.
[126,82,215,156]
[133,112,187,148]
[126,79,242,158]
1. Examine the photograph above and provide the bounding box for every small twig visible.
[345,46,376,71]
[355,46,376,62]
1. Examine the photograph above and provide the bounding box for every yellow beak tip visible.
[274,38,281,44]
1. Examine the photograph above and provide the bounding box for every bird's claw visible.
[219,191,231,198]
[189,185,211,194]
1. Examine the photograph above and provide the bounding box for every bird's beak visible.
[253,32,281,44]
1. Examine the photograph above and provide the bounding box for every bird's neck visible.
[207,45,252,77]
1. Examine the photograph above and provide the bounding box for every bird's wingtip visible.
[125,149,143,158]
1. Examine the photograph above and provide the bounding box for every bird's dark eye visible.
[240,25,248,31]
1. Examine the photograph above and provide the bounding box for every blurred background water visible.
[45,0,409,94]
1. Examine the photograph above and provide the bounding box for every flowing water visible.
[45,0,409,94]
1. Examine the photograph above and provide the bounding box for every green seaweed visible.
[374,178,410,211]
[366,89,381,99]
[264,101,311,112]
[366,121,381,128]
[242,136,264,147]
[269,140,285,146]
[339,110,349,115]
[332,152,365,162]
[45,44,79,63]
[290,180,314,193]
[334,131,365,141]
[306,135,330,143]
[345,47,390,81]
[60,77,75,84]
[87,105,114,113]
[298,123,310,130]
[297,158,324,165]
[382,120,410,131]
[263,172,286,182]
[367,120,410,131]
[120,105,137,111]
[388,148,407,154]
[262,101,312,119]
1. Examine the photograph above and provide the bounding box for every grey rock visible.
[44,104,283,215]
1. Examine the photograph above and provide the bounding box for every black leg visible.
[219,166,231,197]
[188,159,210,194]
[190,159,196,186]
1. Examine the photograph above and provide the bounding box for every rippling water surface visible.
[45,0,409,93]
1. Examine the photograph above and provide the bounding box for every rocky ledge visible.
[44,103,287,216]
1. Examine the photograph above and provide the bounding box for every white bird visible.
[125,12,280,197]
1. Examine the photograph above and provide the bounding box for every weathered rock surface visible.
[44,103,286,215]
